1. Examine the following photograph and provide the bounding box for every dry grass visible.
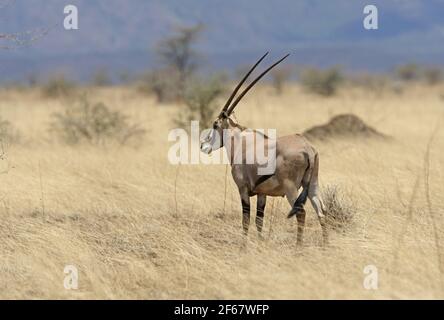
[0,84,444,299]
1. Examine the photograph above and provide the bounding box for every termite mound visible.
[303,114,387,141]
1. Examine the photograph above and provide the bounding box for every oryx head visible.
[200,52,290,154]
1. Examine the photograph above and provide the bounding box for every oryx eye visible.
[212,122,218,129]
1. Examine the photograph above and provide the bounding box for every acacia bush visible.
[139,68,181,103]
[270,65,293,95]
[393,64,443,86]
[300,67,343,96]
[349,73,389,95]
[0,116,20,145]
[175,74,226,130]
[41,75,76,98]
[50,96,145,146]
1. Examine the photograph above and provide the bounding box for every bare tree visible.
[156,24,204,97]
[1,1,53,50]
[0,30,48,49]
[395,63,420,82]
[270,65,293,95]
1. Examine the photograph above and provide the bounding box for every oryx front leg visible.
[239,190,251,236]
[256,194,266,235]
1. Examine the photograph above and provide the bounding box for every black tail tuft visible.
[287,187,308,218]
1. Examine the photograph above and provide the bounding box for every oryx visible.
[200,52,328,245]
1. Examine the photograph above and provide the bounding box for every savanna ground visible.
[0,84,443,299]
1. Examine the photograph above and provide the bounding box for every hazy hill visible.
[1,0,444,81]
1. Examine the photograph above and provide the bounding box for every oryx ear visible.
[220,111,229,119]
[227,118,237,127]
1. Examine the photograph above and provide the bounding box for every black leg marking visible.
[288,186,309,218]
[256,195,266,233]
[296,210,306,246]
[241,198,250,235]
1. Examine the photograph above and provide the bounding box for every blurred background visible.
[2,1,444,300]
[1,0,444,83]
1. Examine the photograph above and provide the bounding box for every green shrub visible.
[50,96,145,146]
[41,75,76,98]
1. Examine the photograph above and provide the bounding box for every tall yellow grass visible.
[0,84,443,299]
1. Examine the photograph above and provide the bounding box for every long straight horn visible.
[227,53,290,115]
[219,52,269,117]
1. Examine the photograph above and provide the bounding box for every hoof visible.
[257,233,265,241]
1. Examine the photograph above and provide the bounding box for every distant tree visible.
[140,68,181,103]
[300,67,343,97]
[27,73,39,87]
[423,67,442,85]
[395,63,420,82]
[156,24,204,97]
[235,64,252,80]
[1,2,51,49]
[349,72,389,96]
[41,74,77,98]
[92,68,112,87]
[175,74,226,129]
[118,70,132,84]
[270,65,293,95]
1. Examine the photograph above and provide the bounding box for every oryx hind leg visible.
[308,183,328,246]
[306,152,328,246]
[288,154,311,219]
[287,185,308,218]
[286,186,307,246]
